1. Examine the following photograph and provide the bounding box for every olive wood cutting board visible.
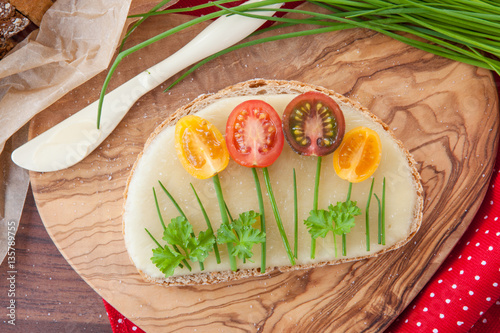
[28,3,499,332]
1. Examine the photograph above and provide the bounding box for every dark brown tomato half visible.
[226,100,284,168]
[282,91,345,156]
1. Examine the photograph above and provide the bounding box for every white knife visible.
[12,1,281,172]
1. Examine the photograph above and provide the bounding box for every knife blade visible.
[12,0,282,172]
[0,125,29,265]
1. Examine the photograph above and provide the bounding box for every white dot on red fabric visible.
[423,307,428,312]
[457,321,464,326]
[485,230,490,234]
[433,329,438,333]
[463,306,468,311]
[405,319,408,323]
[468,256,472,260]
[132,327,137,331]
[486,297,491,301]
[469,291,474,295]
[483,319,488,324]
[438,279,443,283]
[481,261,487,265]
[430,292,435,297]
[496,232,500,236]
[448,267,453,271]
[417,322,421,327]
[493,282,498,287]
[440,314,445,319]
[475,242,480,246]
[446,299,451,304]
[489,246,494,250]
[484,215,488,219]
[452,284,457,289]
[480,311,484,316]
[460,270,464,274]
[118,318,123,323]
[475,275,480,280]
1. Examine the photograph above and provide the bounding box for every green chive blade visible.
[153,187,166,230]
[190,183,221,264]
[293,168,298,259]
[158,180,186,218]
[365,178,375,252]
[252,167,266,273]
[262,167,295,266]
[382,177,386,246]
[212,174,237,271]
[374,194,382,245]
[342,233,347,257]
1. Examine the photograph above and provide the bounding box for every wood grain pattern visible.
[0,187,111,332]
[28,3,499,332]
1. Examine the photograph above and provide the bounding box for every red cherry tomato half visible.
[226,100,284,168]
[282,91,345,156]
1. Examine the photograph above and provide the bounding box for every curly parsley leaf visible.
[151,246,184,278]
[151,216,215,277]
[304,199,361,251]
[189,229,216,263]
[304,209,333,239]
[216,210,265,262]
[163,216,193,249]
[330,200,361,235]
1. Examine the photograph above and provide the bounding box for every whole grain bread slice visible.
[123,79,424,286]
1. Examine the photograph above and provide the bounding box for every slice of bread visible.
[123,79,424,286]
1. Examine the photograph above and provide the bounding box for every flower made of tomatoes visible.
[174,115,229,180]
[282,91,345,156]
[225,100,284,167]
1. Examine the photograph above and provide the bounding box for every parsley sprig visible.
[304,183,361,257]
[151,216,215,277]
[217,210,266,263]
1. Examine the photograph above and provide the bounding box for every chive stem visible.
[382,177,386,246]
[293,168,298,259]
[190,183,221,264]
[252,167,266,273]
[153,187,166,230]
[224,201,234,222]
[158,180,186,218]
[262,167,295,266]
[365,178,375,251]
[346,182,353,201]
[145,227,162,248]
[342,234,347,256]
[311,156,322,259]
[119,0,171,52]
[333,233,338,258]
[158,180,203,270]
[150,190,190,270]
[342,182,353,256]
[212,174,238,271]
[375,194,382,245]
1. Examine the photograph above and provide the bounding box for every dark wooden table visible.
[0,186,112,332]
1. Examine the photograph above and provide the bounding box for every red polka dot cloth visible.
[103,2,500,332]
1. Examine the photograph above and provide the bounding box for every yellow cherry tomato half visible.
[174,115,229,180]
[333,126,382,183]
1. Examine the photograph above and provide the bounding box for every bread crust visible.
[123,79,424,286]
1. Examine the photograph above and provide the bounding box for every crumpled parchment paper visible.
[0,0,134,155]
[0,0,150,264]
